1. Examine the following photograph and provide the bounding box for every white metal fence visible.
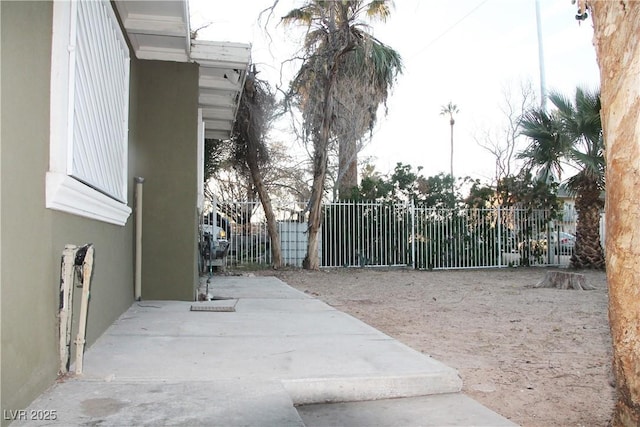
[199,200,315,271]
[200,200,586,271]
[321,202,575,269]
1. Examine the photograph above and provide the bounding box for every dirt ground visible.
[255,267,615,427]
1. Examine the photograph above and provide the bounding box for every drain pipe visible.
[134,177,145,301]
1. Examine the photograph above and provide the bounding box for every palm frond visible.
[440,102,459,116]
[281,6,315,26]
[519,85,604,189]
[568,147,605,189]
[304,28,327,48]
[366,0,392,22]
[283,0,402,174]
[346,35,402,86]
[518,108,569,182]
[549,87,601,151]
[548,91,574,120]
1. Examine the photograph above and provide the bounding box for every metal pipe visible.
[134,177,144,301]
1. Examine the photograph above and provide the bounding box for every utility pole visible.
[535,0,547,110]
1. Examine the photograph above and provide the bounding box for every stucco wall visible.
[1,4,200,419]
[1,3,56,420]
[134,60,199,301]
[1,2,136,421]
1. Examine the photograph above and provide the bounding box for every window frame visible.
[47,0,132,226]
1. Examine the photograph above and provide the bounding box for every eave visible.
[113,0,251,141]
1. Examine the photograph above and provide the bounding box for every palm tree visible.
[283,0,402,269]
[334,34,402,199]
[518,86,605,269]
[440,101,459,185]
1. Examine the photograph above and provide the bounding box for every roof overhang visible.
[114,1,191,62]
[113,1,251,140]
[192,41,251,140]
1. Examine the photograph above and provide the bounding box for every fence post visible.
[497,205,502,267]
[411,200,416,269]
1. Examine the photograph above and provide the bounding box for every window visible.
[47,0,131,225]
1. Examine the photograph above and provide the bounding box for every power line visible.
[410,0,491,58]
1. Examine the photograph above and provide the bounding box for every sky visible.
[189,0,601,185]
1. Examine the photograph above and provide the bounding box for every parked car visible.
[538,231,576,255]
[517,231,575,256]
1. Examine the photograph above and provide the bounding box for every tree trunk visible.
[450,120,454,181]
[304,5,352,270]
[337,138,358,200]
[591,2,640,425]
[303,154,326,270]
[532,271,595,290]
[570,183,605,269]
[304,57,335,271]
[241,89,282,268]
[248,162,282,269]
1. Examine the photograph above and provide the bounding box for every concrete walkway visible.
[18,276,517,426]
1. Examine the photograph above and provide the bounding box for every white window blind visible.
[71,0,130,202]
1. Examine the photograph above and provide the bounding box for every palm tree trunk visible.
[304,31,337,270]
[591,2,640,425]
[450,122,454,178]
[304,152,326,270]
[570,185,604,269]
[304,5,355,270]
[337,138,358,200]
[450,120,454,191]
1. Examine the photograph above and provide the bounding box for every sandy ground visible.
[255,267,615,427]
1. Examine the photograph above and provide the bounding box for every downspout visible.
[135,176,145,301]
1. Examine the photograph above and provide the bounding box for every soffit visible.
[192,41,251,140]
[114,1,191,62]
[113,1,251,140]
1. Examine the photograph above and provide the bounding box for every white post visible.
[411,200,416,269]
[134,177,144,300]
[210,195,217,275]
[497,206,503,267]
[59,244,77,375]
[74,244,94,375]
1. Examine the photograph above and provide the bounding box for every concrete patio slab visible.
[14,380,304,427]
[16,275,516,426]
[297,393,516,426]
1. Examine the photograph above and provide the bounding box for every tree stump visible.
[533,270,595,290]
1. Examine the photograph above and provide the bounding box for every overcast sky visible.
[190,0,601,184]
